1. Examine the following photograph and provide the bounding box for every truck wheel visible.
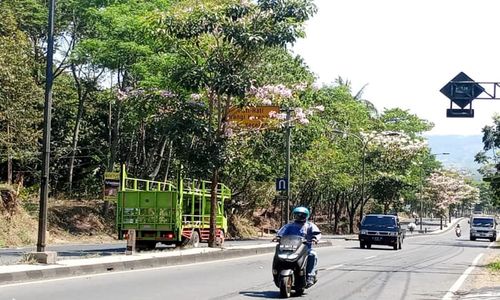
[398,238,402,250]
[366,244,371,249]
[490,237,496,242]
[470,236,476,241]
[393,239,398,250]
[360,242,365,249]
[279,276,292,298]
[216,230,225,247]
[190,231,200,248]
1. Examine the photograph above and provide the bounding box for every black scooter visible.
[272,235,315,298]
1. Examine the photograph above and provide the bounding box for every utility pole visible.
[284,108,291,224]
[37,0,56,255]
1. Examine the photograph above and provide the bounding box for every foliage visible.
[475,114,500,208]
[488,259,500,272]
[0,5,43,182]
[422,170,480,216]
[2,0,485,241]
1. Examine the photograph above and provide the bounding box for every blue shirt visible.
[277,221,322,248]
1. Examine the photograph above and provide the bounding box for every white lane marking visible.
[0,252,273,288]
[442,253,483,300]
[364,255,377,260]
[326,264,343,270]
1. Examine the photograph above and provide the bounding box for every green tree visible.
[0,5,43,184]
[150,0,316,246]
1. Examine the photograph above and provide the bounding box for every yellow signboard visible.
[227,106,280,128]
[103,171,120,201]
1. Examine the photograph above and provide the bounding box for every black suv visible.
[358,214,404,250]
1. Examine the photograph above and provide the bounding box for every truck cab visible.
[469,215,497,242]
[358,214,404,250]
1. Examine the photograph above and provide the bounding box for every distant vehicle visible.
[359,214,404,250]
[469,215,497,242]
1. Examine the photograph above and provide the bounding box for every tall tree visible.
[0,5,43,184]
[151,0,317,246]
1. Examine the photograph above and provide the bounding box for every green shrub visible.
[488,259,500,272]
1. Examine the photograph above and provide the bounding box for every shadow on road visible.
[411,241,498,249]
[240,290,280,298]
[345,246,397,251]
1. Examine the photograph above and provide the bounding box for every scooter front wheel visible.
[279,276,292,298]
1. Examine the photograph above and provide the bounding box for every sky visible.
[293,0,500,136]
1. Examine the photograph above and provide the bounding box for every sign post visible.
[103,171,120,202]
[440,72,484,118]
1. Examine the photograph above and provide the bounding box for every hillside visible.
[425,134,484,179]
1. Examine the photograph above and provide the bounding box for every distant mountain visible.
[425,134,484,179]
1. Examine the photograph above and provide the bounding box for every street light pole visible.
[284,108,291,224]
[37,0,56,253]
[359,142,367,222]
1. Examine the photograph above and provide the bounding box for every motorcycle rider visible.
[455,223,461,237]
[276,206,322,287]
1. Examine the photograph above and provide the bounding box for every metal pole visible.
[419,168,423,232]
[37,0,56,253]
[285,108,291,224]
[359,142,366,223]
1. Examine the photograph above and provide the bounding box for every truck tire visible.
[360,242,365,249]
[216,230,225,247]
[393,238,398,250]
[190,231,200,248]
[398,238,402,250]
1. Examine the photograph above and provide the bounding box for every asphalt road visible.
[0,218,446,265]
[0,219,496,300]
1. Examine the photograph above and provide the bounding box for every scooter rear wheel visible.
[279,276,292,298]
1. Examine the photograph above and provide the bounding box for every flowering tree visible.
[150,0,316,246]
[423,170,479,218]
[366,132,428,215]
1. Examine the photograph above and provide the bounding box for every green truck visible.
[116,166,231,250]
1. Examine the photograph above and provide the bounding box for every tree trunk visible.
[208,167,219,248]
[149,137,168,180]
[164,140,173,182]
[68,64,86,194]
[104,93,122,215]
[332,192,342,234]
[6,122,12,185]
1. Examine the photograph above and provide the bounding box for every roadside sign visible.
[103,171,120,201]
[276,178,288,191]
[227,106,280,128]
[440,72,484,108]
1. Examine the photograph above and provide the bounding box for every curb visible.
[0,241,333,285]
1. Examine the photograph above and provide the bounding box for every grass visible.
[488,259,500,272]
